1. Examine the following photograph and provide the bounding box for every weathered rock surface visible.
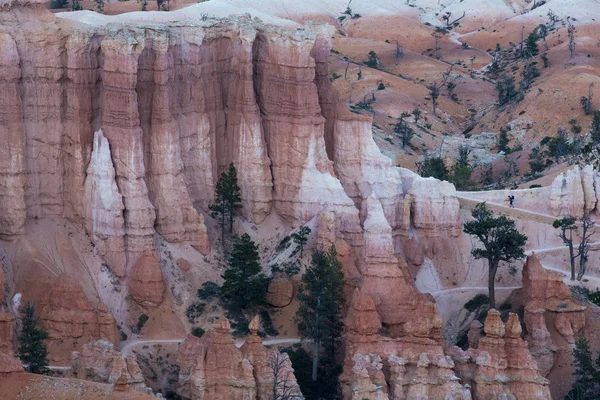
[128,251,165,308]
[549,165,587,218]
[0,264,6,304]
[265,273,294,308]
[0,312,16,355]
[449,310,551,400]
[72,340,148,393]
[38,274,118,359]
[177,317,303,400]
[0,351,23,374]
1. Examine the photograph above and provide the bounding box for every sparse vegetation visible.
[17,302,49,374]
[137,314,149,332]
[185,302,206,324]
[191,327,205,338]
[417,156,449,181]
[292,226,311,258]
[464,294,490,312]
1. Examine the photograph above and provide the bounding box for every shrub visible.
[137,314,149,332]
[197,281,221,301]
[588,290,600,307]
[377,82,385,90]
[464,294,490,312]
[499,302,512,311]
[186,302,206,324]
[529,184,542,188]
[191,327,205,338]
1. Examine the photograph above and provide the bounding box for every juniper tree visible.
[412,107,422,124]
[209,163,243,242]
[220,233,269,311]
[525,31,539,56]
[463,203,528,308]
[591,110,600,145]
[295,247,345,383]
[17,302,49,374]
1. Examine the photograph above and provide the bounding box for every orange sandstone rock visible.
[128,251,165,308]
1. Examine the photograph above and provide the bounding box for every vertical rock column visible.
[253,26,360,237]
[20,27,65,218]
[143,31,209,254]
[63,31,101,222]
[100,30,156,263]
[0,32,26,238]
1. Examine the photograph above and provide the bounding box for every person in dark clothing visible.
[508,195,515,208]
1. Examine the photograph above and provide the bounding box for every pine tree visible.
[292,226,311,258]
[220,233,269,310]
[417,156,449,181]
[568,336,600,398]
[463,203,528,308]
[209,163,243,242]
[553,217,578,280]
[17,302,49,374]
[295,246,345,385]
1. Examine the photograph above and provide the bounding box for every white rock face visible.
[549,165,585,218]
[581,164,597,213]
[83,130,127,277]
[408,178,461,237]
[363,194,395,259]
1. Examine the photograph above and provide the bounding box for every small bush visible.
[464,294,489,312]
[197,281,221,301]
[329,72,341,82]
[186,302,206,324]
[137,314,149,332]
[499,302,512,311]
[191,327,205,338]
[529,184,542,189]
[588,290,600,307]
[377,82,385,90]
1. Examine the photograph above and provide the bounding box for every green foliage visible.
[417,157,449,181]
[137,314,149,332]
[365,51,380,68]
[546,128,572,161]
[529,184,542,188]
[295,247,345,384]
[412,107,422,124]
[17,302,49,374]
[565,336,600,398]
[393,112,415,148]
[292,226,311,257]
[221,233,269,310]
[464,294,490,312]
[197,281,221,302]
[496,77,518,105]
[525,31,539,56]
[209,163,243,240]
[186,302,206,324]
[528,146,545,178]
[463,203,527,308]
[50,0,68,8]
[95,0,104,12]
[71,0,82,10]
[498,128,510,153]
[282,346,342,400]
[377,82,385,90]
[541,52,549,68]
[498,302,512,311]
[591,111,600,145]
[450,164,476,191]
[191,327,205,338]
[588,290,600,306]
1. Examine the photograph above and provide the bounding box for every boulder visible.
[265,273,294,308]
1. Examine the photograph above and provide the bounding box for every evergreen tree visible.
[17,302,49,374]
[449,146,476,190]
[528,146,545,178]
[393,112,415,148]
[566,336,600,399]
[463,203,528,308]
[553,217,578,280]
[525,31,539,56]
[71,0,82,10]
[417,156,449,181]
[95,0,104,12]
[209,163,243,241]
[295,247,345,386]
[220,233,269,310]
[498,128,510,153]
[292,226,311,258]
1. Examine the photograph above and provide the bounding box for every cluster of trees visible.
[417,145,476,190]
[567,336,600,399]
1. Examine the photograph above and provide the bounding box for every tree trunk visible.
[488,260,498,309]
[312,338,319,382]
[569,242,575,280]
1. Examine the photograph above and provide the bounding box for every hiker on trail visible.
[508,195,515,208]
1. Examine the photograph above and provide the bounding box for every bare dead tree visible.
[344,60,350,80]
[268,351,302,400]
[442,11,466,28]
[567,17,577,60]
[428,64,457,116]
[577,213,595,280]
[395,40,403,65]
[581,83,594,115]
[432,31,443,55]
